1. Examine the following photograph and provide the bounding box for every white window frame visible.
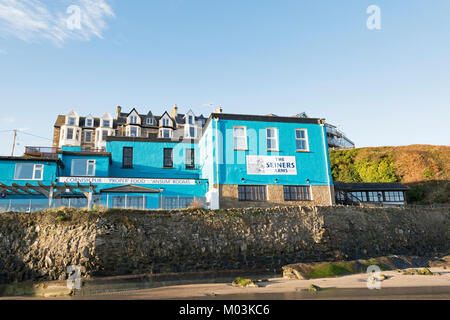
[84,130,93,143]
[126,126,140,137]
[184,125,197,138]
[71,159,96,177]
[66,128,74,140]
[295,129,309,152]
[266,127,279,151]
[102,129,109,141]
[146,118,153,125]
[85,118,93,127]
[159,128,173,138]
[102,119,111,128]
[162,118,170,127]
[233,126,247,150]
[129,115,138,124]
[67,117,76,126]
[14,163,44,181]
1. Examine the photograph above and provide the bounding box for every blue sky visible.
[0,0,449,156]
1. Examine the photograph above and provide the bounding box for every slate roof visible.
[55,109,208,130]
[100,185,161,194]
[117,110,207,128]
[0,156,62,163]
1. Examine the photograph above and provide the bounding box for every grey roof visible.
[100,184,160,194]
[0,156,61,162]
[334,182,409,191]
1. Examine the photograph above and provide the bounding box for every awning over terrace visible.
[0,182,98,209]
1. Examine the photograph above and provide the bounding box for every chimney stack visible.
[213,106,223,114]
[116,106,122,117]
[171,104,178,118]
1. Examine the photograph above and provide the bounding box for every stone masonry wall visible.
[219,185,334,208]
[0,206,449,284]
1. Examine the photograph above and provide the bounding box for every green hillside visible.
[329,145,450,204]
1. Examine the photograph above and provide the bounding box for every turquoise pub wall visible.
[0,160,59,186]
[106,140,201,179]
[55,141,208,198]
[59,154,110,177]
[203,119,333,186]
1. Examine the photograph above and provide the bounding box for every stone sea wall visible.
[0,206,449,284]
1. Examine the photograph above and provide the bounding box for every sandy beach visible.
[66,267,450,300]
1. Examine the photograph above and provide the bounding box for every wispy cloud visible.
[0,0,115,44]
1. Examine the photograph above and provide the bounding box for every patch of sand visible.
[73,267,450,300]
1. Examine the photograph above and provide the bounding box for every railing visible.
[0,195,207,213]
[24,146,60,159]
[24,146,107,158]
[75,147,108,153]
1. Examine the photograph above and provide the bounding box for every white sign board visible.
[59,177,197,185]
[246,156,297,175]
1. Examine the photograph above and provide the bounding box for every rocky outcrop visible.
[0,206,449,284]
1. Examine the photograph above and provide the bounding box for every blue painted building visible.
[200,113,334,208]
[0,108,335,211]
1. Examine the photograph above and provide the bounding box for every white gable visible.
[101,112,113,120]
[85,114,94,127]
[66,109,80,126]
[159,113,172,127]
[127,109,141,125]
[67,109,79,117]
[101,112,113,128]
[184,110,195,124]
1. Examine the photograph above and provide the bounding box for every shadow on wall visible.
[218,195,330,209]
[0,215,41,294]
[0,206,449,285]
[92,206,450,277]
[91,208,333,276]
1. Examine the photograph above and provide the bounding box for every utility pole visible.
[11,129,17,156]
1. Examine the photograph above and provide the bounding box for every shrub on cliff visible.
[330,145,450,204]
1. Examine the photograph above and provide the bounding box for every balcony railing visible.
[24,146,108,158]
[24,146,60,159]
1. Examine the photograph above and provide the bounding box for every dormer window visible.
[129,116,138,124]
[146,118,153,125]
[162,118,170,127]
[103,120,110,128]
[86,118,93,127]
[188,115,194,125]
[68,117,76,125]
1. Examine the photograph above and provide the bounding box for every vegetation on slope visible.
[330,145,450,204]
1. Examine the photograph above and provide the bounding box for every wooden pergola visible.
[0,182,98,209]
